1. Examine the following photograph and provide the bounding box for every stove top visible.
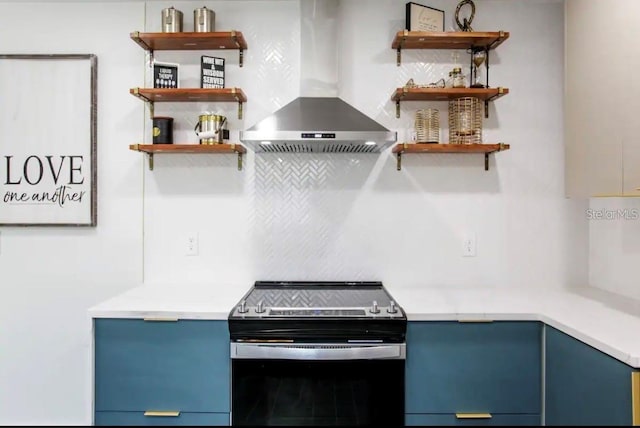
[229,281,404,319]
[228,281,406,342]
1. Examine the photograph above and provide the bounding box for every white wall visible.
[589,198,640,300]
[0,0,590,424]
[144,0,587,290]
[0,2,145,425]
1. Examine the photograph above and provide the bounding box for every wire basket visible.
[448,97,482,144]
[415,108,440,143]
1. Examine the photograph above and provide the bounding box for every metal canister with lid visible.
[195,113,227,144]
[161,6,183,32]
[194,7,215,32]
[152,117,174,144]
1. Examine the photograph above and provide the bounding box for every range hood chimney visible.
[240,0,396,153]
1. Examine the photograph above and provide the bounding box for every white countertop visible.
[88,284,640,368]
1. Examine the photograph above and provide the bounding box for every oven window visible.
[232,359,404,426]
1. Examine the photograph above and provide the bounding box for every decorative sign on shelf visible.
[0,54,98,226]
[405,2,445,32]
[200,55,225,89]
[153,61,179,88]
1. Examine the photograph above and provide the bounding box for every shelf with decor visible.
[129,143,247,171]
[392,30,509,66]
[391,30,509,119]
[391,143,510,171]
[391,87,508,118]
[130,31,248,66]
[129,87,247,119]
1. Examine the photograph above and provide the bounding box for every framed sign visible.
[0,54,97,227]
[153,60,179,88]
[406,2,445,32]
[200,55,225,89]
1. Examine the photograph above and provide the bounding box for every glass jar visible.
[451,67,466,88]
[446,71,454,88]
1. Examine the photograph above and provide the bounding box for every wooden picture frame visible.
[406,2,445,32]
[0,54,98,227]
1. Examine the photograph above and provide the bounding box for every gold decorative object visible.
[455,0,476,32]
[449,97,482,144]
[415,109,440,143]
[404,78,446,89]
[471,50,487,88]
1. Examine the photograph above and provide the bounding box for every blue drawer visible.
[406,321,541,414]
[95,411,229,426]
[94,319,229,413]
[406,413,540,426]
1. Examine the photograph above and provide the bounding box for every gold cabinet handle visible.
[632,372,640,426]
[143,317,178,322]
[455,413,492,419]
[144,411,180,417]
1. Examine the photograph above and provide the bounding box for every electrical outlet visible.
[462,233,476,257]
[186,232,199,256]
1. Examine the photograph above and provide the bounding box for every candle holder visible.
[415,109,440,143]
[449,97,483,144]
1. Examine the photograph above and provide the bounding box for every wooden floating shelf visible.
[130,31,247,66]
[392,30,509,51]
[130,88,246,103]
[129,88,247,119]
[392,87,508,118]
[392,87,508,102]
[130,143,247,171]
[130,31,248,51]
[392,143,510,171]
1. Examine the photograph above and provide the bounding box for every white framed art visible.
[0,54,98,227]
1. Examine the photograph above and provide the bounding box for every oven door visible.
[231,343,405,426]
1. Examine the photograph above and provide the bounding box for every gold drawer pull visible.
[458,320,494,323]
[144,411,180,417]
[143,317,178,322]
[456,413,492,419]
[632,372,640,426]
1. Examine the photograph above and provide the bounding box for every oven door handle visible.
[231,343,406,360]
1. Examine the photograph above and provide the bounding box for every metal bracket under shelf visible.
[395,146,506,172]
[142,151,244,172]
[237,152,243,171]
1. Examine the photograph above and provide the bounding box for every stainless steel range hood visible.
[240,97,396,153]
[240,0,396,153]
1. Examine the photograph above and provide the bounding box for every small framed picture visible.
[153,61,179,88]
[406,2,445,32]
[200,55,225,89]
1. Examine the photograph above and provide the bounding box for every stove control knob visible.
[387,300,398,314]
[238,300,248,314]
[370,300,380,314]
[256,301,266,314]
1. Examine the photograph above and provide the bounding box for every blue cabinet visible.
[405,321,542,426]
[545,325,639,426]
[94,319,230,426]
[406,413,540,426]
[95,411,229,426]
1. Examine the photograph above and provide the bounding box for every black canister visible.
[153,117,174,144]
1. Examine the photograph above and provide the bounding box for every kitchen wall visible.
[145,0,587,289]
[0,1,145,425]
[0,0,587,425]
[589,197,640,300]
